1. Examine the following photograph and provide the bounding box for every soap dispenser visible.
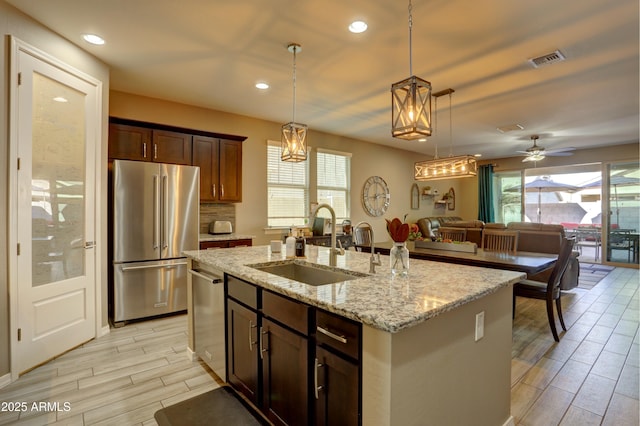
[285,229,296,258]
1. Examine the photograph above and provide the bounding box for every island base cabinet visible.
[227,299,259,405]
[261,318,309,426]
[314,346,360,426]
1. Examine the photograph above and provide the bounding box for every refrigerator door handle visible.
[162,175,168,249]
[120,262,188,272]
[153,174,160,249]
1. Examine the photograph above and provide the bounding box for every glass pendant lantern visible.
[281,43,308,162]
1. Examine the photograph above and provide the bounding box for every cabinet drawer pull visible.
[317,326,347,344]
[314,358,324,399]
[249,320,257,351]
[259,327,268,360]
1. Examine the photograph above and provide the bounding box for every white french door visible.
[11,40,99,374]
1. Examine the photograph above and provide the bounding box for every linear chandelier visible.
[281,43,308,162]
[391,0,432,140]
[414,89,477,180]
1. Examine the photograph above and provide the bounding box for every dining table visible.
[356,240,558,276]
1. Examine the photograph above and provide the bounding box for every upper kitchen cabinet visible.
[108,123,192,165]
[193,136,243,202]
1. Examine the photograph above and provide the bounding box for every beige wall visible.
[0,2,110,378]
[110,91,462,245]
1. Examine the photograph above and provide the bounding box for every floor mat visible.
[154,386,266,426]
[578,263,614,290]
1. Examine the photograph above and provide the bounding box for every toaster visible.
[209,220,233,234]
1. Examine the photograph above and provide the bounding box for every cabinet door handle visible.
[249,320,257,351]
[154,143,158,159]
[317,326,348,344]
[259,327,268,360]
[314,358,324,399]
[221,184,225,199]
[212,184,216,198]
[143,142,147,158]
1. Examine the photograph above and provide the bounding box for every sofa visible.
[414,217,580,290]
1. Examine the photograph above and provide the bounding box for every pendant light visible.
[414,89,477,180]
[391,0,432,140]
[281,43,308,162]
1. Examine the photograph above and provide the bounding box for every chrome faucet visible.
[354,221,381,273]
[311,204,344,266]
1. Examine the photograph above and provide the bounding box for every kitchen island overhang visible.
[184,245,524,426]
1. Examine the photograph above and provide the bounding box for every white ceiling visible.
[7,0,639,160]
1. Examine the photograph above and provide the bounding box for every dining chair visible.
[513,237,575,342]
[482,229,519,253]
[437,227,467,242]
[609,230,634,262]
[353,224,372,253]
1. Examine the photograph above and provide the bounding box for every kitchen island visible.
[184,245,525,426]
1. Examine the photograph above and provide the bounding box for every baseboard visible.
[186,347,197,362]
[100,325,110,337]
[0,373,11,390]
[502,415,515,426]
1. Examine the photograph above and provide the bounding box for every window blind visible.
[267,143,309,227]
[317,150,350,221]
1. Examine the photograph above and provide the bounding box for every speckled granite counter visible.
[184,244,524,333]
[199,233,255,242]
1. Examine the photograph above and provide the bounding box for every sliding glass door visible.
[605,162,639,265]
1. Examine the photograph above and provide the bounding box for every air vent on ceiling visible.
[528,50,566,68]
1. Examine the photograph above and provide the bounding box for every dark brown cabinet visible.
[225,275,362,425]
[314,310,361,426]
[108,123,192,165]
[193,136,243,202]
[227,298,259,405]
[261,318,309,426]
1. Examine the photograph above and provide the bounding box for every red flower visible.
[385,218,410,242]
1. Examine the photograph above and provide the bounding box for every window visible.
[316,149,351,222]
[493,171,522,224]
[267,142,309,227]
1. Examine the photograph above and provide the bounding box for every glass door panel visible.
[606,162,640,265]
[31,72,86,286]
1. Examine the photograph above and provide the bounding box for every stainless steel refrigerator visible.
[112,159,199,324]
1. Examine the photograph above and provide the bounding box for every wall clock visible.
[362,176,390,217]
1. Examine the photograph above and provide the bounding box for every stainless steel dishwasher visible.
[189,267,226,381]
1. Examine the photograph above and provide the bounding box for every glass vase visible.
[390,242,409,276]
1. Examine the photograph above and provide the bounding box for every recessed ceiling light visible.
[418,138,427,142]
[53,96,68,103]
[474,153,482,157]
[82,33,105,45]
[348,21,368,33]
[255,82,269,90]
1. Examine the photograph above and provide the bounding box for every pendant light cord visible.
[292,46,297,123]
[449,91,453,157]
[408,0,413,76]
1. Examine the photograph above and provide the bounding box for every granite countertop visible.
[199,233,255,242]
[184,245,525,333]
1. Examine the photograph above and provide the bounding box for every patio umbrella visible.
[506,177,579,223]
[582,175,640,225]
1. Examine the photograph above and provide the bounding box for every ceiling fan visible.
[517,135,575,162]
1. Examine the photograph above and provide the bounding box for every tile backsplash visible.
[200,203,235,234]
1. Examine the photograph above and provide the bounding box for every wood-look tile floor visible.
[0,266,637,426]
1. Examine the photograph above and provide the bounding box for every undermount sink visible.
[248,260,368,286]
